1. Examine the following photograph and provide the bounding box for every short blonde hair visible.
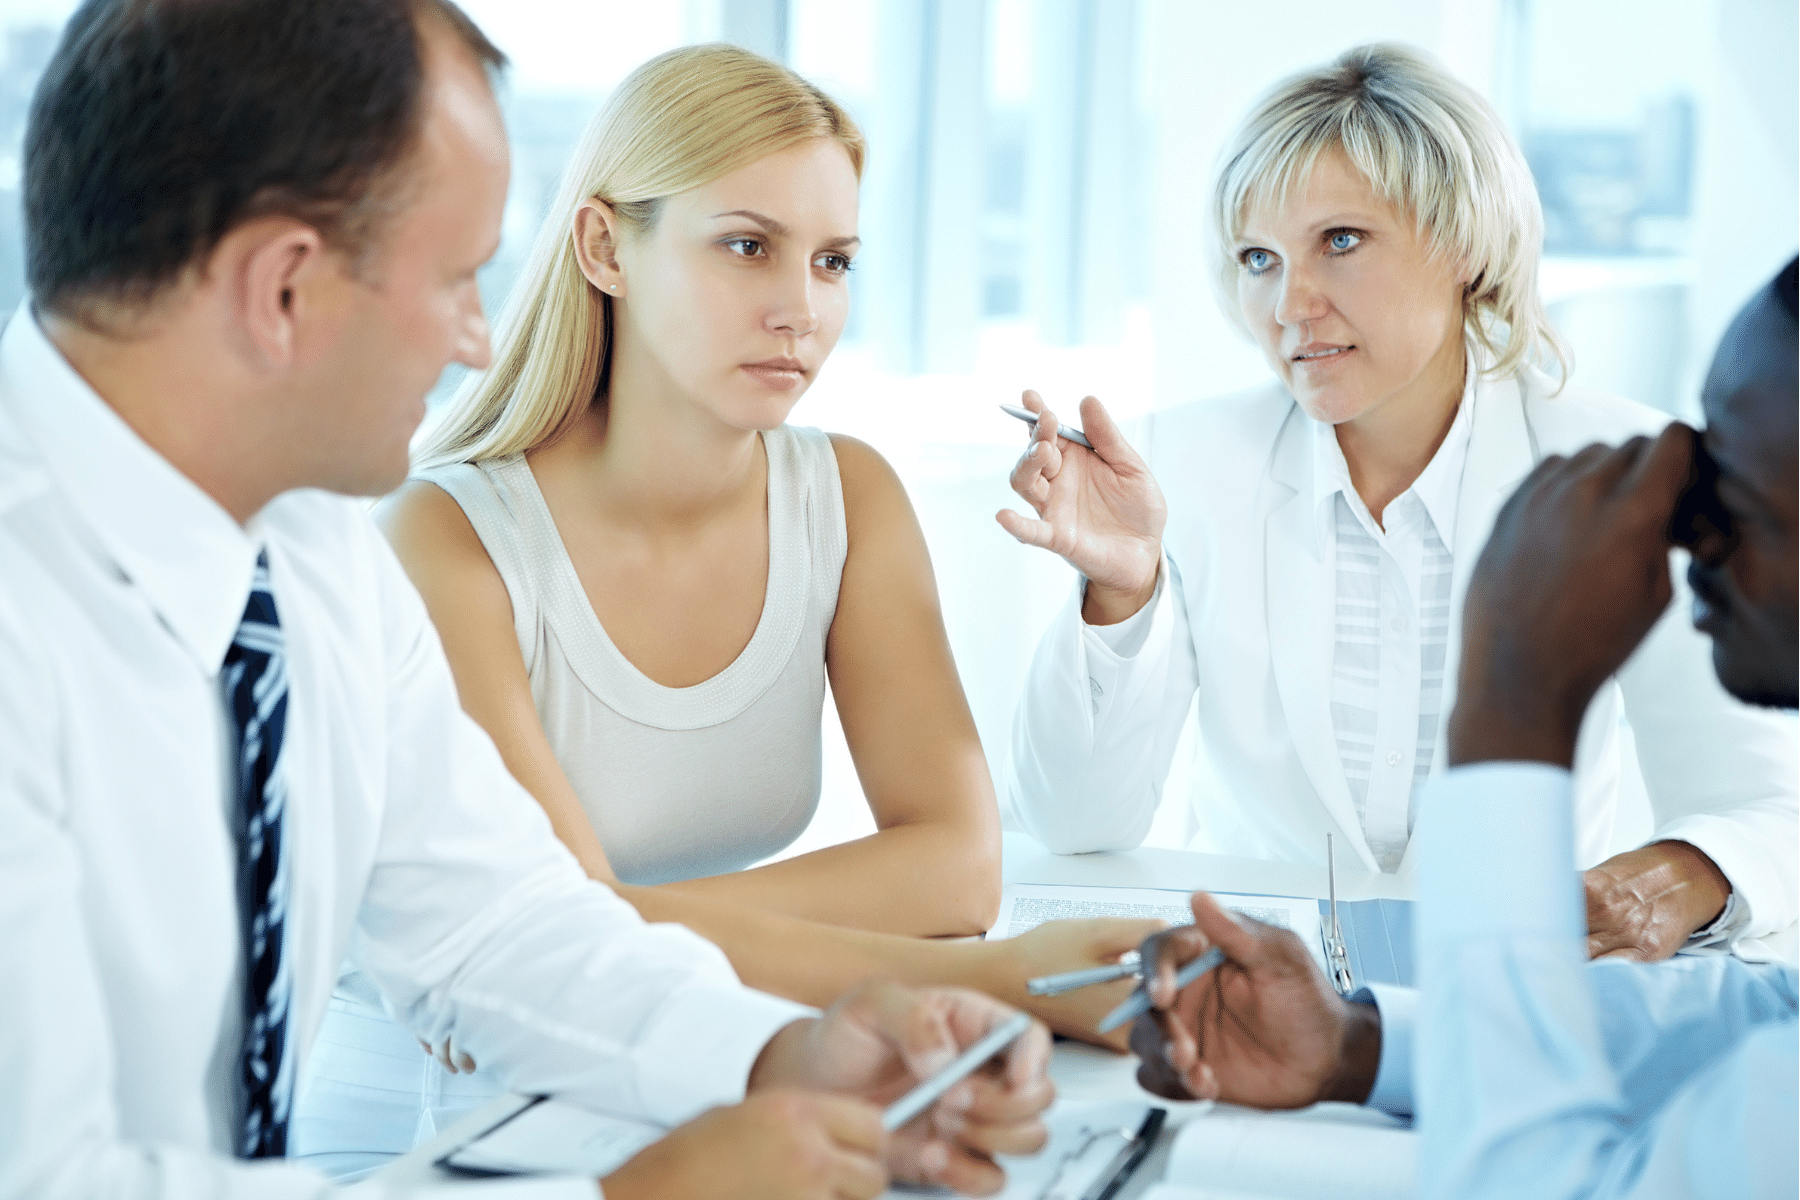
[1210,43,1568,384]
[418,43,865,467]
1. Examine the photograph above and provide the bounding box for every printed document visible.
[991,883,1327,975]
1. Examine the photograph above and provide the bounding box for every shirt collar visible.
[1308,350,1478,553]
[0,304,261,676]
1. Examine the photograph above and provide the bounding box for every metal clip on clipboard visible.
[1322,833,1356,996]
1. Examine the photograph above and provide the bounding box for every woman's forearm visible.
[616,882,1156,1051]
[652,818,1001,937]
[615,881,995,1007]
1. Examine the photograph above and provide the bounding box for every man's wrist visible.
[1320,1000,1382,1105]
[746,1017,816,1094]
[1445,705,1579,769]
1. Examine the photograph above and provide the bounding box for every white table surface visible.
[377,835,1396,1192]
[999,830,1415,903]
[378,830,1792,1192]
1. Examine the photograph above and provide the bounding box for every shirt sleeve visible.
[1415,762,1800,1200]
[1085,566,1165,658]
[0,573,616,1200]
[1355,957,1798,1128]
[352,540,808,1129]
[1350,983,1416,1118]
[1006,553,1200,853]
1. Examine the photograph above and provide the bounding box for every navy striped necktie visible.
[223,551,293,1158]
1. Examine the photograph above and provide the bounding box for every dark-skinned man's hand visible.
[1128,893,1380,1109]
[1452,423,1733,959]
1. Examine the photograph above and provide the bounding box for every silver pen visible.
[1000,402,1094,449]
[1026,955,1140,997]
[1323,833,1355,996]
[882,1011,1034,1132]
[1095,945,1226,1034]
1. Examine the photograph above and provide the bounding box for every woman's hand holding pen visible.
[1129,893,1380,1110]
[994,917,1169,1052]
[997,391,1168,625]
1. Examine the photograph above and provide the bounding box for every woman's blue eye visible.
[1326,231,1362,253]
[1243,249,1274,273]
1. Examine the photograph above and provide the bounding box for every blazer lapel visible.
[1400,373,1537,873]
[1263,407,1378,871]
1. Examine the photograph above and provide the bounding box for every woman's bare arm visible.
[376,480,619,883]
[653,436,1001,936]
[375,480,1152,1044]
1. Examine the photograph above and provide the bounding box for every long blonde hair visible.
[1210,43,1569,385]
[418,43,865,467]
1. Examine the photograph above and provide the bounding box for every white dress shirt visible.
[0,309,807,1199]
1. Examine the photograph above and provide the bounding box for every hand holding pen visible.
[1126,892,1383,1110]
[996,391,1169,626]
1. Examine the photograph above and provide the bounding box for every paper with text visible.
[990,883,1327,974]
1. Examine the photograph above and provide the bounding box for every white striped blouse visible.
[1313,394,1472,872]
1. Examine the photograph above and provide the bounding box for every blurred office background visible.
[1,0,1793,858]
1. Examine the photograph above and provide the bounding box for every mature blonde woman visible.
[294,45,1150,1170]
[1004,44,1796,962]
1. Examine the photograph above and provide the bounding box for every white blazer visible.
[1008,366,1798,939]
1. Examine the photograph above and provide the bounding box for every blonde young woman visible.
[292,45,1152,1167]
[1006,45,1796,960]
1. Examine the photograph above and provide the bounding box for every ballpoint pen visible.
[1095,945,1226,1034]
[1322,833,1355,996]
[1000,402,1095,449]
[1026,956,1140,997]
[883,1011,1034,1132]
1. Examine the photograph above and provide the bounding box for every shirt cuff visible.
[1082,556,1165,659]
[625,981,814,1126]
[1418,762,1581,953]
[1350,983,1415,1118]
[1653,809,1795,942]
[1681,887,1749,953]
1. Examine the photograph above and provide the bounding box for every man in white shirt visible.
[1126,261,1800,1197]
[0,3,1051,1198]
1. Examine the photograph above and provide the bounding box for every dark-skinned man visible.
[1130,260,1800,1199]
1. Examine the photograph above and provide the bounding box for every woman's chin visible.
[717,390,804,433]
[1291,387,1374,427]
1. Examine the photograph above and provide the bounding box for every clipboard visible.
[433,1093,664,1178]
[1315,898,1415,988]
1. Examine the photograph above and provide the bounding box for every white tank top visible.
[413,424,848,886]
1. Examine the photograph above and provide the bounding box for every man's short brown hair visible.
[24,0,506,327]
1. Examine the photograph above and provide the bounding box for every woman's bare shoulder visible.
[373,477,492,576]
[825,432,910,510]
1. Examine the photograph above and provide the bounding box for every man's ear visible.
[571,200,626,297]
[237,220,329,369]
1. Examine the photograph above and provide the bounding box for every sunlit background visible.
[1,0,1793,859]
